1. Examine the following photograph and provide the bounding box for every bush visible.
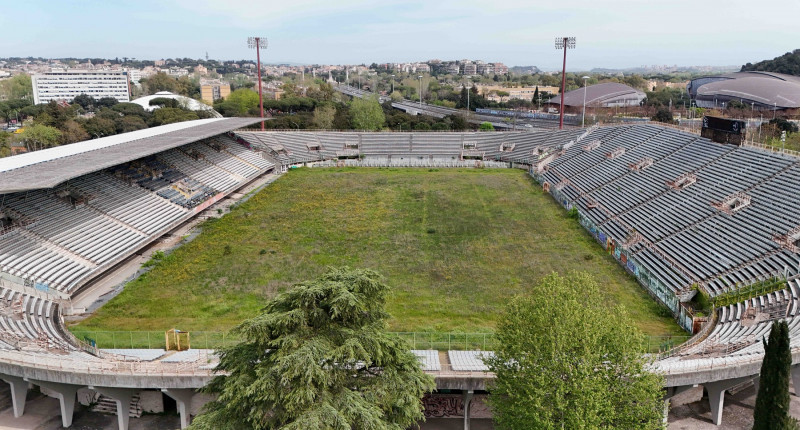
[479,121,495,131]
[567,207,579,219]
[770,118,799,133]
[142,250,165,268]
[651,108,674,124]
[690,286,712,312]
[223,244,232,256]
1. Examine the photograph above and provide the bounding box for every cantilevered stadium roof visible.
[0,117,262,194]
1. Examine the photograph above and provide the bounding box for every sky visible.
[2,0,799,70]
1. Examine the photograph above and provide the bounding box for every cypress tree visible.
[753,320,792,430]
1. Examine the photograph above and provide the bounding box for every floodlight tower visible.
[555,36,576,130]
[418,75,423,109]
[582,75,590,127]
[247,36,268,131]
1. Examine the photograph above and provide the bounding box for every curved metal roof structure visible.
[0,117,262,194]
[688,71,800,109]
[548,82,645,108]
[130,91,222,117]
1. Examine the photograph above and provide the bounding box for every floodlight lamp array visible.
[247,37,269,49]
[554,37,576,49]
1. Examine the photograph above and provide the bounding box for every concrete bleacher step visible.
[14,228,98,269]
[90,393,143,418]
[83,203,149,237]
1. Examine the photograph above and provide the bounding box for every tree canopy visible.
[485,272,664,430]
[742,49,800,76]
[15,123,62,151]
[350,96,385,131]
[478,121,495,131]
[190,267,435,430]
[214,88,259,116]
[651,108,674,124]
[753,320,793,430]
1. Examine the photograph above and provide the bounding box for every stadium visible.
[0,116,799,428]
[687,71,800,110]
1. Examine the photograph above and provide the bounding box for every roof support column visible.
[92,386,137,430]
[31,379,80,428]
[1,374,29,418]
[662,385,696,425]
[704,377,750,426]
[462,389,473,430]
[162,388,195,429]
[792,364,800,397]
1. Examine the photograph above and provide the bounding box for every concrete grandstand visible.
[1,121,800,427]
[687,71,800,110]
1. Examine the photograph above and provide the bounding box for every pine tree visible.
[753,320,792,430]
[190,267,435,430]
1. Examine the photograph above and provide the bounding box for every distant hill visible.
[741,49,800,75]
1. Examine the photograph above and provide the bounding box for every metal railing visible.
[0,347,215,377]
[68,330,689,354]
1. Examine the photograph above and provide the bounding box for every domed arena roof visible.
[131,91,222,117]
[548,82,645,108]
[688,72,800,110]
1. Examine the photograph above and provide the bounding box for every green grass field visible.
[71,168,683,336]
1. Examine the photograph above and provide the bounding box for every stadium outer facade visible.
[0,120,799,427]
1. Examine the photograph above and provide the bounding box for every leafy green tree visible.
[486,272,664,430]
[190,267,434,430]
[0,74,32,101]
[96,97,119,108]
[770,118,799,133]
[651,108,674,124]
[149,97,181,108]
[447,114,467,131]
[117,115,148,133]
[141,72,178,94]
[350,96,385,131]
[112,102,148,118]
[0,131,12,157]
[143,72,179,94]
[176,76,201,99]
[59,120,89,144]
[83,117,117,138]
[307,82,335,102]
[313,104,336,129]
[72,93,96,110]
[37,101,77,129]
[742,49,800,75]
[14,123,62,151]
[478,121,495,131]
[754,320,793,430]
[215,89,259,116]
[151,107,199,126]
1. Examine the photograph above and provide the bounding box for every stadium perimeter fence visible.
[68,330,688,354]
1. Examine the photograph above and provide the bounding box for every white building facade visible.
[32,70,130,104]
